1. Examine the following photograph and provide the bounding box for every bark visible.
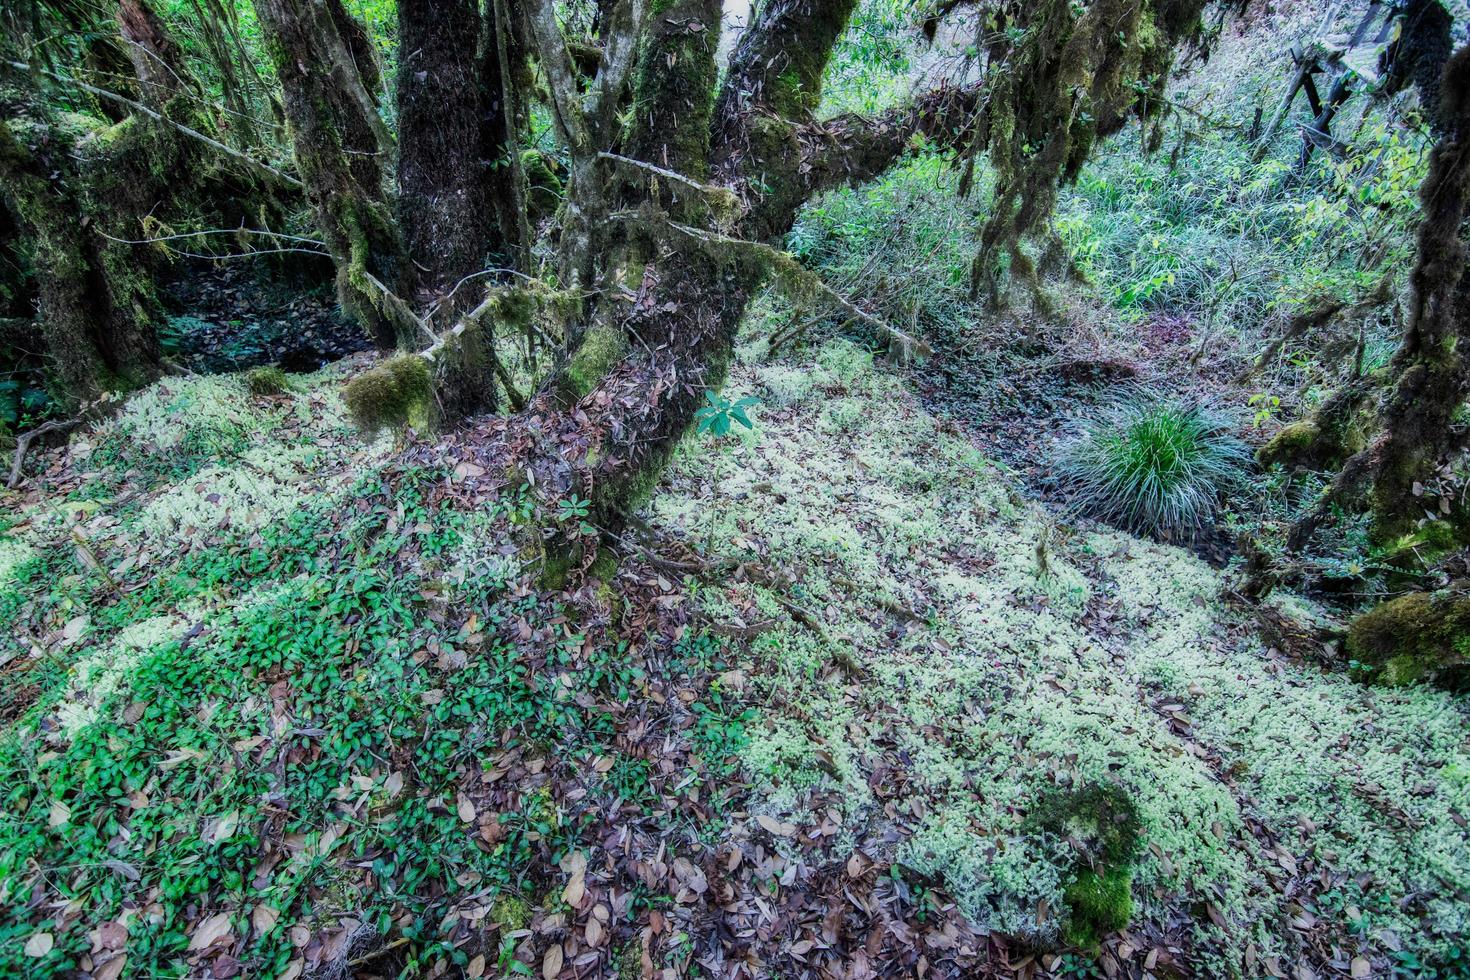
[0,119,158,407]
[253,0,418,351]
[395,0,495,307]
[1287,46,1470,550]
[116,0,196,106]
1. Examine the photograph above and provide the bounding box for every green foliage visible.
[694,390,758,438]
[1056,393,1250,537]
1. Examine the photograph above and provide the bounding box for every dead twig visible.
[8,418,79,489]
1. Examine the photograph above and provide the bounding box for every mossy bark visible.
[1287,47,1470,553]
[253,0,416,351]
[0,117,161,408]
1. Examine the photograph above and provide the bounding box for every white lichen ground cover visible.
[652,339,1470,973]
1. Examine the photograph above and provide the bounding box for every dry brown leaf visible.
[542,943,564,979]
[24,932,54,958]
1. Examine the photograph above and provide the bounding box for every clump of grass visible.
[1056,393,1249,537]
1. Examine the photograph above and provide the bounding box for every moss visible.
[490,893,532,933]
[1062,866,1133,947]
[521,149,563,223]
[1257,420,1320,468]
[559,325,627,405]
[245,366,290,396]
[1347,590,1470,690]
[1030,782,1144,868]
[614,942,643,980]
[341,354,434,434]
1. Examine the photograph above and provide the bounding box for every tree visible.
[1265,37,1470,556]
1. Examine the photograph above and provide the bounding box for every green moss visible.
[1347,590,1470,690]
[245,366,290,396]
[341,354,434,434]
[614,942,643,980]
[521,149,563,223]
[1062,866,1134,947]
[490,893,532,933]
[559,325,627,405]
[1257,420,1320,468]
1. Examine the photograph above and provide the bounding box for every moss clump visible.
[1347,590,1470,691]
[522,149,563,224]
[1030,782,1143,947]
[490,892,532,933]
[558,325,627,405]
[1257,420,1320,468]
[341,354,434,434]
[1063,866,1133,947]
[245,366,289,396]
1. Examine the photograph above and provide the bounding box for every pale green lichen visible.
[0,538,36,587]
[651,338,1470,968]
[54,613,191,736]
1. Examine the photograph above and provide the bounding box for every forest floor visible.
[1,326,1467,979]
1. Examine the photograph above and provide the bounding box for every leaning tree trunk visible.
[253,0,418,351]
[0,120,157,407]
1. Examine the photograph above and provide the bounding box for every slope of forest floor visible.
[0,339,1467,979]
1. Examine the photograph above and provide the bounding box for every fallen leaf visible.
[542,943,564,979]
[188,912,233,951]
[24,933,53,957]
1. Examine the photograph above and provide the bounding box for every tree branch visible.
[524,0,591,154]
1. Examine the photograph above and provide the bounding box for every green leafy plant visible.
[1055,393,1250,537]
[694,391,759,438]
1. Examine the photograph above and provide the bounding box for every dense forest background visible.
[2,0,1470,978]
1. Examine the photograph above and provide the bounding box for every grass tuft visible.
[1055,392,1249,537]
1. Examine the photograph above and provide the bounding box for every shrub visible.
[1055,393,1249,537]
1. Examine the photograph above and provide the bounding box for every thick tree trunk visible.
[395,0,496,310]
[0,120,159,407]
[1285,46,1470,550]
[117,0,196,106]
[253,0,417,351]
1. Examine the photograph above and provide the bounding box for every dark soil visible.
[161,261,373,374]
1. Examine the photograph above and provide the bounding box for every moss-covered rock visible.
[245,366,289,396]
[1029,782,1143,947]
[1347,590,1470,691]
[341,354,434,434]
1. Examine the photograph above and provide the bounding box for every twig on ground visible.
[8,418,79,489]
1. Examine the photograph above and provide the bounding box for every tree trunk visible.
[117,0,197,106]
[395,0,497,310]
[253,0,418,351]
[0,119,159,408]
[1285,46,1470,551]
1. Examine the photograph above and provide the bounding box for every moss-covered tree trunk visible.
[253,0,417,351]
[0,119,158,407]
[1281,46,1470,552]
